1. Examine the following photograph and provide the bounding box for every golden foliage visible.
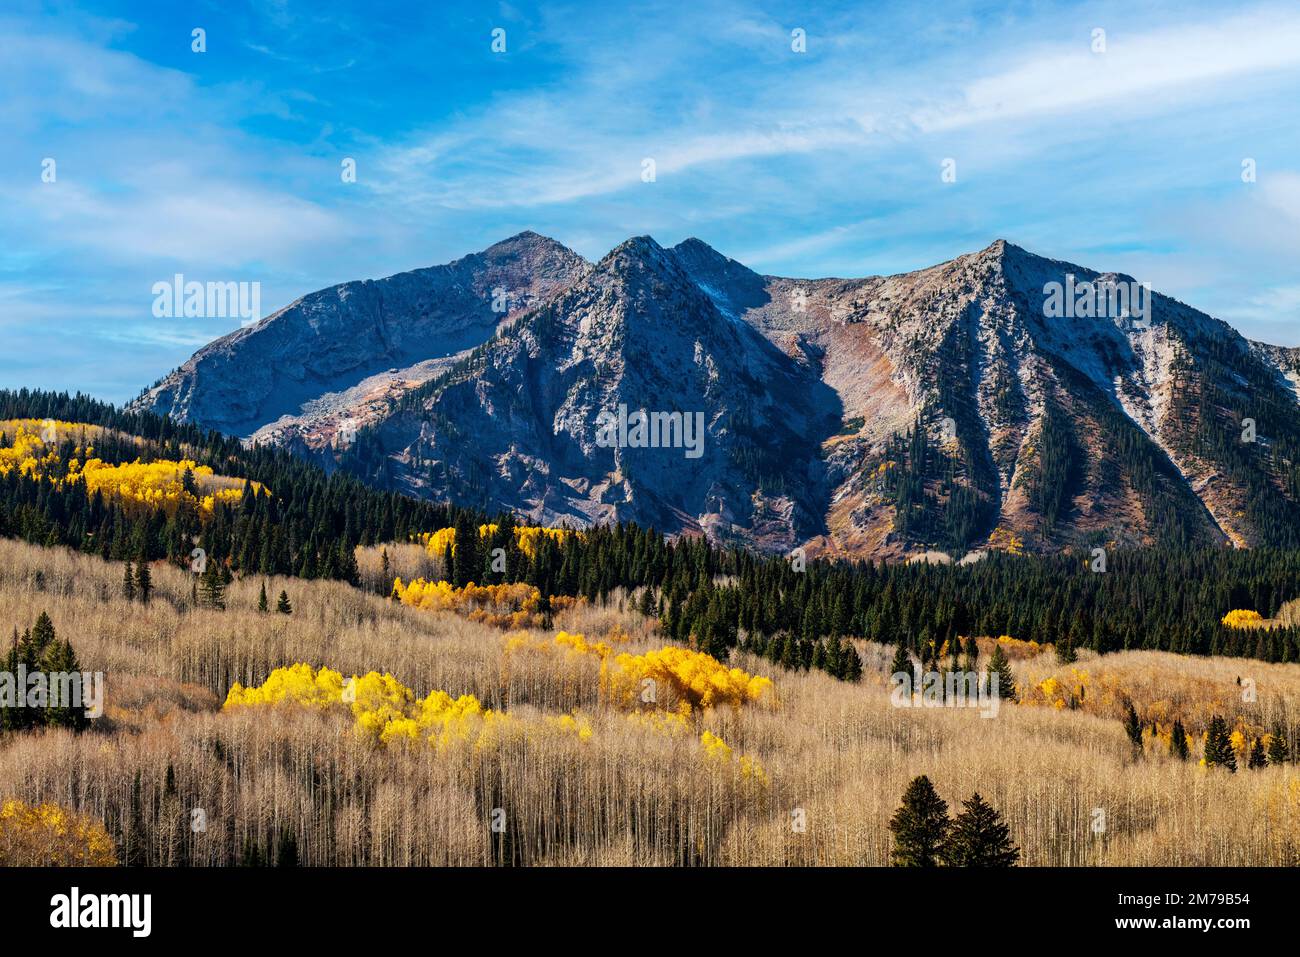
[416,524,580,560]
[224,663,591,753]
[511,631,774,711]
[0,421,259,517]
[391,577,582,628]
[1222,609,1266,629]
[0,798,117,866]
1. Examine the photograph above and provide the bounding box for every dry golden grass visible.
[1,537,1298,866]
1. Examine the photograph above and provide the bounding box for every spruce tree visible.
[938,792,1020,867]
[276,590,293,615]
[135,560,152,605]
[1204,715,1237,772]
[889,643,913,681]
[258,582,269,613]
[639,587,656,619]
[199,561,226,610]
[1122,701,1143,753]
[841,643,864,682]
[1266,725,1290,765]
[1055,634,1077,664]
[1170,719,1189,760]
[987,644,1017,703]
[123,560,136,602]
[888,775,950,867]
[1248,738,1267,769]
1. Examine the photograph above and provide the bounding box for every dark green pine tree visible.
[199,561,226,610]
[276,590,293,615]
[1266,725,1290,765]
[888,775,950,867]
[1122,700,1143,754]
[135,559,152,605]
[639,587,657,619]
[986,644,1017,703]
[938,792,1020,867]
[1248,737,1267,769]
[889,643,913,681]
[1204,715,1237,772]
[43,637,89,732]
[1055,634,1076,664]
[123,560,136,602]
[840,642,864,682]
[258,582,269,613]
[1170,719,1190,760]
[30,612,56,656]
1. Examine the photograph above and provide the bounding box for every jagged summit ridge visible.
[131,233,1300,558]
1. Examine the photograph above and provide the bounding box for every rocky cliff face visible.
[133,231,589,444]
[135,234,1300,556]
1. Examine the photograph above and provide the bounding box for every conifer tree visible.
[1204,715,1237,772]
[1248,738,1267,769]
[938,792,1020,867]
[890,643,913,681]
[840,642,864,682]
[199,560,226,610]
[30,612,56,655]
[1055,635,1076,664]
[258,582,269,613]
[123,560,136,602]
[1122,700,1143,753]
[987,644,1017,703]
[888,775,950,867]
[1170,719,1190,760]
[276,590,293,615]
[1266,725,1290,765]
[135,559,152,605]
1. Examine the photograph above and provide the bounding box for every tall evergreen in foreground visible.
[986,645,1017,703]
[1248,738,1267,769]
[939,793,1020,867]
[1170,719,1190,760]
[199,561,226,610]
[888,775,949,867]
[1204,715,1237,772]
[1122,701,1144,753]
[1267,725,1290,765]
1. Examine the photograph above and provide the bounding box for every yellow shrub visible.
[0,799,117,866]
[224,664,590,754]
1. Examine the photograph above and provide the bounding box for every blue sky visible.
[3,0,1299,403]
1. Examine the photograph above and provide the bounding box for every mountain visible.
[134,231,589,446]
[132,234,1300,557]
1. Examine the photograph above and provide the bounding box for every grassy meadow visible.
[1,536,1298,866]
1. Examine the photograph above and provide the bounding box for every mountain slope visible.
[134,235,1300,556]
[134,231,588,445]
[345,236,840,551]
